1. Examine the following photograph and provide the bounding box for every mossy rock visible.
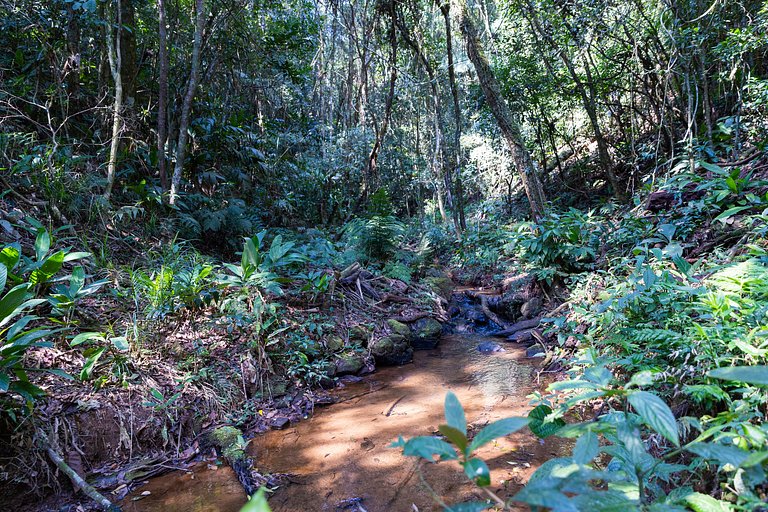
[424,276,454,300]
[386,319,413,340]
[325,335,345,352]
[210,426,249,462]
[334,352,365,376]
[371,334,413,366]
[349,324,371,346]
[411,317,443,349]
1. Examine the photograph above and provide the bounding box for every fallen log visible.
[492,317,541,337]
[210,426,257,496]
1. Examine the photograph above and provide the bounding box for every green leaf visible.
[69,266,85,294]
[0,372,9,392]
[401,436,458,461]
[445,502,491,512]
[35,229,50,261]
[0,284,30,326]
[0,264,7,292]
[439,424,468,454]
[62,252,92,263]
[686,442,749,468]
[714,206,753,223]
[573,431,599,465]
[70,332,105,346]
[239,487,272,512]
[683,492,734,512]
[469,417,528,452]
[708,366,768,386]
[111,336,129,351]
[627,390,680,446]
[528,404,565,438]
[39,250,65,277]
[0,244,21,272]
[445,392,467,435]
[80,346,107,380]
[463,458,491,487]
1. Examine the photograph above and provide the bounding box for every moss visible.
[424,276,454,300]
[325,335,345,352]
[386,319,412,339]
[210,426,248,462]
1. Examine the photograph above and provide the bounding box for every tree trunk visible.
[363,0,398,198]
[103,0,123,201]
[394,3,459,236]
[157,0,169,191]
[440,1,466,231]
[169,0,206,205]
[455,1,546,221]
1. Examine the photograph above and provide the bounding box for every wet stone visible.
[477,341,505,353]
[411,318,443,350]
[269,417,290,430]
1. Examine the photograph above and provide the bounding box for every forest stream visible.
[120,294,564,512]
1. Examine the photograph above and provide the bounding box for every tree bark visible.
[455,1,546,221]
[169,0,206,205]
[157,0,169,191]
[103,0,123,201]
[440,1,466,231]
[363,0,398,198]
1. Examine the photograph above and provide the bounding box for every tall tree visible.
[156,0,169,191]
[454,0,546,220]
[103,0,123,200]
[169,0,206,205]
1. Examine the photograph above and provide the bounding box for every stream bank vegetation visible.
[1,0,767,510]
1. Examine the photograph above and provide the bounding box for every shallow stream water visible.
[122,333,563,512]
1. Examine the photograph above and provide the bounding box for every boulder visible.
[411,317,442,349]
[526,346,546,358]
[520,297,543,319]
[371,335,413,366]
[325,335,345,352]
[424,276,454,301]
[334,352,366,376]
[386,319,413,340]
[349,324,371,346]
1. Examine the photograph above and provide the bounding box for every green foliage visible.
[517,208,601,282]
[343,215,405,262]
[395,391,528,502]
[0,229,100,411]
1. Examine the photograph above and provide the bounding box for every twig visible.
[37,429,121,511]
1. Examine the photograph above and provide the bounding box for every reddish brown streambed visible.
[123,334,564,511]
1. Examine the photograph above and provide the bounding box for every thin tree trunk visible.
[440,1,466,231]
[169,0,206,205]
[157,0,169,190]
[455,1,546,221]
[394,3,459,235]
[363,0,397,197]
[104,0,123,201]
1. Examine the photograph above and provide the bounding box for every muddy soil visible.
[122,331,564,512]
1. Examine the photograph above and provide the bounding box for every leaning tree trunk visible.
[157,0,169,190]
[169,0,206,205]
[103,0,123,201]
[455,1,546,221]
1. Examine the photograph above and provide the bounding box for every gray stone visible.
[521,297,544,319]
[477,341,505,353]
[371,335,413,366]
[334,353,366,376]
[386,319,412,340]
[411,317,443,350]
